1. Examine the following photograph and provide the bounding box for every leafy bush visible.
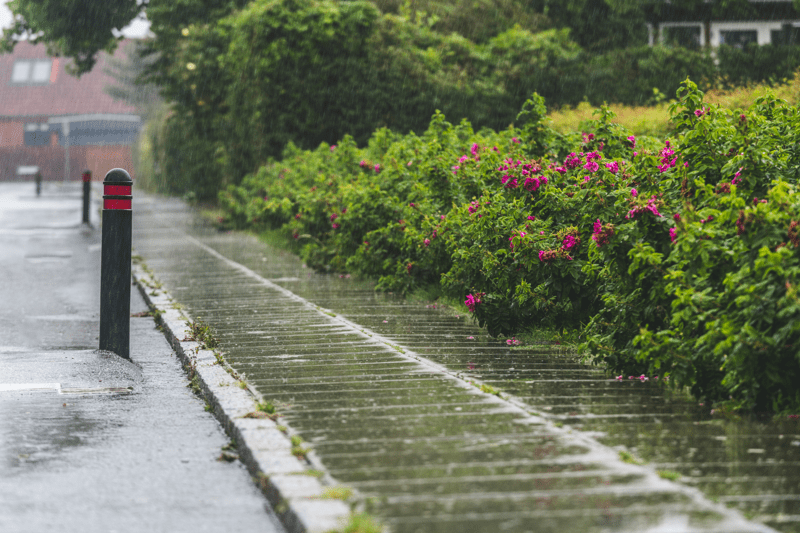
[717,43,800,87]
[221,81,800,413]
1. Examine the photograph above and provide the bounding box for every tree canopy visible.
[0,0,143,74]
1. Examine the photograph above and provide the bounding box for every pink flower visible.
[374,164,380,173]
[615,375,623,381]
[585,151,602,162]
[591,219,614,247]
[658,143,678,173]
[332,223,340,229]
[554,166,567,174]
[584,161,599,173]
[330,145,336,151]
[625,196,662,220]
[561,234,578,250]
[506,337,521,346]
[459,155,469,163]
[527,215,536,221]
[627,136,636,149]
[523,176,544,192]
[512,137,520,144]
[359,160,367,167]
[295,213,302,219]
[465,293,483,313]
[407,161,413,166]
[539,231,545,235]
[424,238,430,247]
[467,336,475,341]
[329,213,338,222]
[639,374,648,382]
[409,202,416,208]
[605,161,619,174]
[631,188,637,197]
[471,143,479,155]
[440,215,446,220]
[669,227,677,243]
[565,153,582,170]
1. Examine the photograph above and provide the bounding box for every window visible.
[772,24,800,46]
[664,26,702,50]
[24,123,51,146]
[10,60,52,84]
[720,30,758,49]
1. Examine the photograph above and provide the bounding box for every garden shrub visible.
[717,43,800,87]
[221,80,800,413]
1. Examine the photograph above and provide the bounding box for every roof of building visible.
[0,40,137,118]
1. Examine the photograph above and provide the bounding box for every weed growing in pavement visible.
[244,401,280,420]
[618,450,645,465]
[657,470,681,481]
[321,487,353,500]
[329,512,384,533]
[256,401,276,414]
[276,425,288,434]
[288,469,324,478]
[185,317,219,349]
[290,435,311,458]
[479,383,501,396]
[387,343,405,354]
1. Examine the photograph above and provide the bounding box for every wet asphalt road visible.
[0,182,284,533]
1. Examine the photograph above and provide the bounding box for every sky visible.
[0,0,151,39]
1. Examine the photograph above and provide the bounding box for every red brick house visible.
[0,40,140,182]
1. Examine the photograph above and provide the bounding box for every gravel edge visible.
[132,262,351,533]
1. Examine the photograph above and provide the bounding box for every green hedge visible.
[220,83,800,413]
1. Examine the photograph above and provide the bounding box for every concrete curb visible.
[131,261,351,533]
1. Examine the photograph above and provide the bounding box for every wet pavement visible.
[131,191,800,533]
[0,182,284,533]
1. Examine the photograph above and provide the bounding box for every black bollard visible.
[99,168,132,359]
[82,170,91,224]
[35,171,42,197]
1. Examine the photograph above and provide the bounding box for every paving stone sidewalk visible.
[131,191,800,533]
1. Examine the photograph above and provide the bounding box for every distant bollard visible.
[82,170,91,224]
[99,168,132,359]
[35,171,42,197]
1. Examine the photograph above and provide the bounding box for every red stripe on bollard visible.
[104,198,132,210]
[82,171,91,183]
[104,184,132,196]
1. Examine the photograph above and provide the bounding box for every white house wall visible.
[652,20,800,47]
[709,21,784,46]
